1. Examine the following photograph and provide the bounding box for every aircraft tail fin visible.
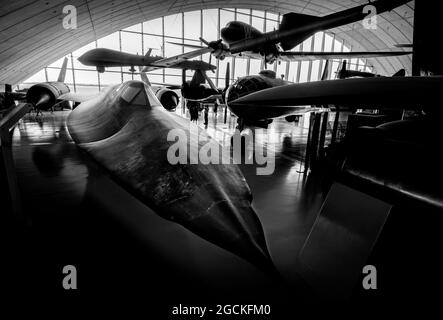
[145,48,152,57]
[392,69,406,77]
[337,60,347,79]
[279,13,320,50]
[321,60,330,81]
[57,57,69,83]
[138,66,152,86]
[202,71,218,92]
[190,69,206,87]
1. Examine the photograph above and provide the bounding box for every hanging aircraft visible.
[227,76,443,114]
[78,47,215,73]
[218,57,443,134]
[336,60,406,79]
[179,62,230,104]
[78,47,220,110]
[222,61,332,130]
[61,77,279,277]
[170,0,412,64]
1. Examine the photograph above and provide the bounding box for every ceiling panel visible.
[0,0,414,84]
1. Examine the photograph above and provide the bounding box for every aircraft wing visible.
[145,47,213,71]
[229,76,443,109]
[58,92,98,103]
[152,83,182,90]
[278,51,412,62]
[205,50,412,62]
[185,94,223,102]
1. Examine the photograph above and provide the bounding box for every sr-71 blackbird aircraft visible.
[171,0,412,64]
[42,76,279,277]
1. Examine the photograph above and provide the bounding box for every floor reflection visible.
[13,108,326,299]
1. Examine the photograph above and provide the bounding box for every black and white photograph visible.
[1,0,441,316]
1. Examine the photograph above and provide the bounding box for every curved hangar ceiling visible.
[0,0,414,85]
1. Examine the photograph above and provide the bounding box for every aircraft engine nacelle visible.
[26,82,70,110]
[156,88,179,111]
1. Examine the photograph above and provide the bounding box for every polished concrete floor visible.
[5,105,442,312]
[10,107,328,300]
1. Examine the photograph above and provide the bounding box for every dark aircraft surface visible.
[228,76,443,112]
[180,62,230,104]
[78,47,215,73]
[224,62,331,129]
[172,0,411,64]
[0,84,27,110]
[65,79,278,276]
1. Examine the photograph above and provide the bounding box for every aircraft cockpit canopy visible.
[117,81,162,108]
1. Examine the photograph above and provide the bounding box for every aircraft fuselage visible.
[219,0,410,63]
[78,48,163,68]
[225,71,307,125]
[66,80,277,275]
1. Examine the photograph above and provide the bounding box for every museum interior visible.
[1,0,442,311]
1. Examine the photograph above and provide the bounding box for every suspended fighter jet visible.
[336,60,406,79]
[78,47,215,73]
[170,0,412,64]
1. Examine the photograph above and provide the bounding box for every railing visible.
[0,103,32,219]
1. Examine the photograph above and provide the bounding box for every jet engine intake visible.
[156,88,180,111]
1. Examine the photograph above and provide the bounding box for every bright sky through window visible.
[21,8,372,94]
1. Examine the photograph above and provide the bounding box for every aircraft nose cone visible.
[77,52,87,64]
[180,198,279,277]
[225,77,271,118]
